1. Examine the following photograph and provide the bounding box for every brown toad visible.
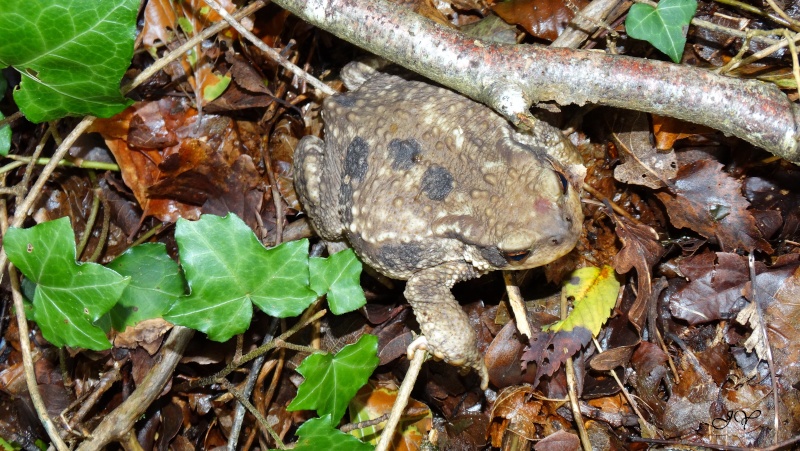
[293,64,585,389]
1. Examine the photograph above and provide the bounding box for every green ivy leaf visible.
[288,334,379,424]
[310,249,365,315]
[164,214,318,342]
[0,76,9,157]
[106,243,185,331]
[544,266,620,336]
[271,415,373,451]
[0,0,138,122]
[5,217,129,350]
[0,110,10,157]
[625,0,697,63]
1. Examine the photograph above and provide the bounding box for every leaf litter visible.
[1,0,800,449]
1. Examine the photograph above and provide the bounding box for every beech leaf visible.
[544,266,620,336]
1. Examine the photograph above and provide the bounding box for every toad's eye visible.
[503,250,530,262]
[555,170,569,195]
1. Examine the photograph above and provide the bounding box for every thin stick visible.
[121,1,267,95]
[747,253,780,444]
[375,349,426,451]
[182,309,327,390]
[3,155,120,172]
[75,327,195,451]
[221,380,286,449]
[723,30,800,72]
[226,317,280,451]
[562,294,590,451]
[201,0,337,96]
[7,265,69,450]
[503,271,533,338]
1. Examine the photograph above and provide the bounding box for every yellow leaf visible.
[544,266,620,336]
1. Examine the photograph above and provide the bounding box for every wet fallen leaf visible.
[652,114,715,150]
[348,381,432,449]
[611,111,678,188]
[656,159,772,253]
[669,252,751,324]
[492,0,588,41]
[612,214,664,331]
[488,385,571,446]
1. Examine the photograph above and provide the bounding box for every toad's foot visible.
[404,263,489,390]
[406,335,489,390]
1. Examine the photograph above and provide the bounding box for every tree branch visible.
[270,0,800,163]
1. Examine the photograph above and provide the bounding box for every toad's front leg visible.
[404,262,489,390]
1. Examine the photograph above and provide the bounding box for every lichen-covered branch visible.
[271,0,800,163]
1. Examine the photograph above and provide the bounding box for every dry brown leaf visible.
[612,214,664,331]
[534,429,580,451]
[492,0,588,41]
[651,114,715,150]
[669,252,751,325]
[611,112,677,189]
[488,385,568,446]
[141,0,239,108]
[656,159,772,253]
[91,98,265,226]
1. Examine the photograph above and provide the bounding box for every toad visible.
[293,63,585,389]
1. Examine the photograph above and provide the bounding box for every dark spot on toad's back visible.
[420,165,454,201]
[344,137,370,182]
[333,94,357,107]
[339,181,354,223]
[389,138,423,170]
[478,246,509,268]
[378,243,425,272]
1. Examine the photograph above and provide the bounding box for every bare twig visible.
[722,29,800,73]
[747,253,781,444]
[88,191,111,262]
[270,0,800,162]
[763,0,800,29]
[220,379,286,449]
[375,349,426,451]
[713,0,799,30]
[76,182,101,259]
[502,271,533,338]
[226,317,280,451]
[67,361,123,432]
[691,18,780,46]
[562,293,590,451]
[7,267,69,451]
[181,309,327,391]
[0,110,23,128]
[121,1,267,95]
[201,0,337,96]
[784,29,800,93]
[75,327,194,451]
[2,155,120,173]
